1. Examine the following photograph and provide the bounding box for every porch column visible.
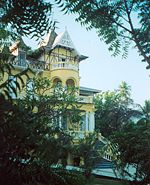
[85,112,89,131]
[89,112,95,132]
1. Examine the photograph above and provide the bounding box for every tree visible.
[0,2,87,183]
[0,77,85,185]
[137,100,150,122]
[0,0,54,38]
[111,120,150,185]
[0,0,56,98]
[0,1,86,184]
[94,81,135,137]
[0,0,55,66]
[59,0,150,69]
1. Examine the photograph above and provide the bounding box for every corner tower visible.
[39,29,88,88]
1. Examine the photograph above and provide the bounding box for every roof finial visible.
[65,26,67,31]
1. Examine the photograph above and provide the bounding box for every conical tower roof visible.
[40,29,88,61]
[52,29,76,49]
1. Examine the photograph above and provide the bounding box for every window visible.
[52,115,67,129]
[52,116,60,127]
[61,58,66,62]
[58,57,66,63]
[26,79,34,97]
[61,116,67,130]
[8,75,17,98]
[80,114,86,131]
[66,79,75,87]
[26,80,34,91]
[53,78,62,87]
[18,51,26,67]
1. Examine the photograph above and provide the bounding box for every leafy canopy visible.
[0,76,85,185]
[94,81,135,137]
[0,0,55,38]
[58,0,150,69]
[111,119,150,185]
[0,1,87,184]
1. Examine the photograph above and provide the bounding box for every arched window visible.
[53,78,62,86]
[66,79,75,87]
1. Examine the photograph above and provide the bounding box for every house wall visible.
[4,37,96,135]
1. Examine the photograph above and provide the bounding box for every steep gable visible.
[52,29,76,50]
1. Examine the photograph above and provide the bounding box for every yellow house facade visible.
[3,29,116,173]
[8,29,100,138]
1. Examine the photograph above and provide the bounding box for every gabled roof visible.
[40,29,88,61]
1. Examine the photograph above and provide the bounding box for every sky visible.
[24,6,150,105]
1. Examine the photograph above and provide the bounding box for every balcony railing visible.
[10,59,79,72]
[103,153,112,161]
[28,59,45,71]
[77,95,93,103]
[10,58,28,68]
[69,131,112,161]
[68,131,112,161]
[9,58,45,71]
[51,62,79,71]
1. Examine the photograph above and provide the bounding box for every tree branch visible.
[123,0,150,67]
[91,0,132,34]
[129,0,135,14]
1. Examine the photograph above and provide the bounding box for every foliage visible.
[94,81,150,184]
[0,74,85,185]
[0,0,55,38]
[0,65,31,99]
[94,81,136,137]
[0,0,55,65]
[58,0,150,68]
[28,48,44,59]
[0,1,87,184]
[137,100,150,122]
[91,177,125,185]
[111,120,150,185]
